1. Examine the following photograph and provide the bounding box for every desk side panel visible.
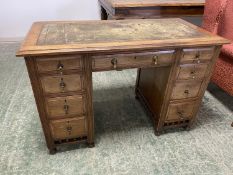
[24,57,56,152]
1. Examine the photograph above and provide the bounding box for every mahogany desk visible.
[16,19,228,154]
[99,0,205,20]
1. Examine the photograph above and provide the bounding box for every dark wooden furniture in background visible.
[99,0,205,20]
[16,19,228,154]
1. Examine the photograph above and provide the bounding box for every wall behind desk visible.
[0,0,203,40]
[0,0,100,39]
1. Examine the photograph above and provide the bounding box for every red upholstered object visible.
[211,55,233,96]
[222,44,233,60]
[202,0,233,96]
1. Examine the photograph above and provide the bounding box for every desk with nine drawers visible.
[16,19,228,154]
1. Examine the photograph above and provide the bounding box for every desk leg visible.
[135,68,141,99]
[84,57,95,147]
[49,148,57,155]
[25,57,57,154]
[101,6,108,20]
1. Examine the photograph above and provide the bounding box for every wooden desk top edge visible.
[16,19,229,57]
[99,0,205,8]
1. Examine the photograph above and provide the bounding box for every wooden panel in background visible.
[102,0,205,8]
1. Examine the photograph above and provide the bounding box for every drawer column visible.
[135,49,181,135]
[25,57,57,154]
[136,46,221,135]
[25,55,94,154]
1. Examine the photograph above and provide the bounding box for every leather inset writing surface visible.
[37,19,205,46]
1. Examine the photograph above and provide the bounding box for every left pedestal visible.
[25,55,94,154]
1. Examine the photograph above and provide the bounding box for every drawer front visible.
[166,102,196,121]
[41,74,83,94]
[92,50,174,71]
[50,117,87,140]
[46,95,85,119]
[171,81,202,100]
[181,47,214,64]
[36,56,82,73]
[177,64,208,80]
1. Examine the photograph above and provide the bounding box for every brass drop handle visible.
[59,78,66,91]
[190,70,196,79]
[57,61,64,74]
[111,58,117,69]
[153,55,158,65]
[64,99,69,114]
[177,111,185,119]
[66,125,72,135]
[195,51,201,64]
[184,89,189,95]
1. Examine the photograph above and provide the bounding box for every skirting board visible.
[0,37,23,43]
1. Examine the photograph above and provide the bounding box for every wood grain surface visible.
[101,0,205,8]
[16,19,229,57]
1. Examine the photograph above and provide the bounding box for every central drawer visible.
[46,95,85,119]
[92,50,174,71]
[40,74,83,94]
[50,117,87,140]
